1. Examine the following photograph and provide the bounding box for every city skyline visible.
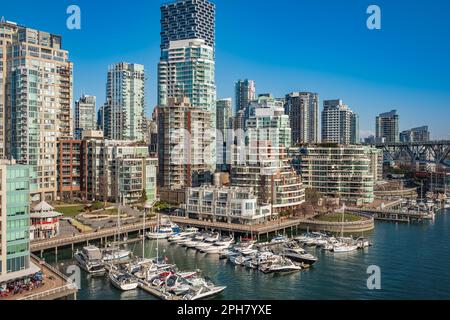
[1,0,450,141]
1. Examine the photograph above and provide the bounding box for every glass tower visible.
[0,163,33,277]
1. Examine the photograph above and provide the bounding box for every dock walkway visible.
[31,221,156,253]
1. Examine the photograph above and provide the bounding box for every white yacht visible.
[445,198,450,209]
[260,257,302,273]
[74,245,106,275]
[102,249,131,262]
[195,237,219,251]
[183,285,227,300]
[282,248,318,265]
[109,270,138,291]
[332,243,358,253]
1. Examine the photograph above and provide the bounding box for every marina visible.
[42,209,450,300]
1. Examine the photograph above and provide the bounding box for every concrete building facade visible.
[2,21,73,202]
[285,92,319,145]
[321,99,359,145]
[184,185,272,224]
[74,94,96,140]
[157,98,214,191]
[376,110,399,144]
[292,145,382,205]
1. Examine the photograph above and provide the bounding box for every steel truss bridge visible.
[374,141,450,168]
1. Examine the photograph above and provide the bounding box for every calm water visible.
[48,209,450,300]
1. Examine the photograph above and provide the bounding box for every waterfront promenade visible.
[30,220,157,253]
[169,215,375,238]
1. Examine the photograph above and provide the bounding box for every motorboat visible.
[195,236,220,251]
[323,239,342,251]
[182,234,207,248]
[147,222,181,240]
[445,198,450,209]
[168,234,186,243]
[282,248,318,265]
[183,285,227,300]
[176,237,194,246]
[269,260,302,273]
[102,249,131,262]
[147,230,171,240]
[214,237,234,247]
[109,270,138,291]
[332,243,358,253]
[356,237,371,248]
[270,236,288,245]
[74,245,106,275]
[260,257,302,273]
[229,255,252,266]
[202,243,232,254]
[165,274,191,296]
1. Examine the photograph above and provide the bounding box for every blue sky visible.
[2,0,450,139]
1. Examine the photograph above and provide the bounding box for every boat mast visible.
[142,203,146,260]
[156,207,160,262]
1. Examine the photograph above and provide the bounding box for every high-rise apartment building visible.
[292,145,382,205]
[285,92,319,145]
[2,21,73,201]
[244,94,284,129]
[400,126,429,143]
[81,132,157,205]
[158,0,217,176]
[158,39,216,112]
[157,98,214,190]
[57,139,82,201]
[160,0,215,50]
[376,110,399,144]
[322,99,359,145]
[102,63,145,142]
[231,104,305,214]
[74,95,96,140]
[235,79,256,114]
[216,98,232,171]
[0,161,36,283]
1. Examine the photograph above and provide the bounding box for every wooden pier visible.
[169,216,373,239]
[346,207,434,223]
[30,220,157,254]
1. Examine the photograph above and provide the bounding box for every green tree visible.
[140,189,148,204]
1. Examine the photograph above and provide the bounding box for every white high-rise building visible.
[322,99,359,145]
[102,62,145,141]
[231,104,305,214]
[158,39,216,113]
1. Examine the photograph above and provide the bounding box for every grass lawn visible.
[315,213,362,223]
[55,205,85,218]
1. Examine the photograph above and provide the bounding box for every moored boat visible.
[75,245,106,275]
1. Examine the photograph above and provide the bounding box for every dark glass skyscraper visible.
[160,0,215,51]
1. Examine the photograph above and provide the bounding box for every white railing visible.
[18,283,77,300]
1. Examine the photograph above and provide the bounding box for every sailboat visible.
[108,195,138,291]
[332,205,358,253]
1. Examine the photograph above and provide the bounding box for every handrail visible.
[18,283,77,300]
[31,220,157,250]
